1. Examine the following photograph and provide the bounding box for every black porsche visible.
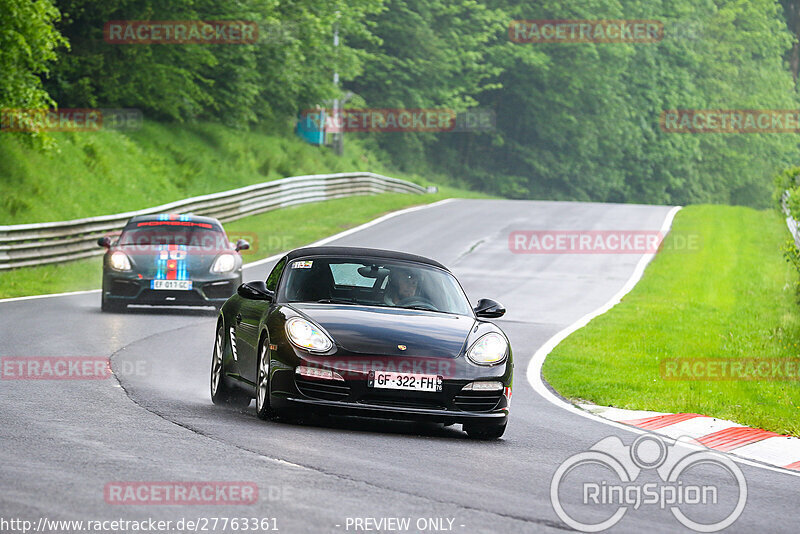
[97,213,249,311]
[210,246,513,439]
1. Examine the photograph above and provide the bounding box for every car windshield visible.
[118,221,229,249]
[280,257,473,316]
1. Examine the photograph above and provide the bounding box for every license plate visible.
[151,280,192,291]
[369,371,442,392]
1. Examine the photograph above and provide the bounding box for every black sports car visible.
[98,213,249,311]
[211,246,512,439]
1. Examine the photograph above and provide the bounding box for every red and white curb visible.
[581,405,800,472]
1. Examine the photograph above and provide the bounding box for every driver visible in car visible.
[384,269,419,306]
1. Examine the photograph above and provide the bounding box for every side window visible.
[266,256,287,292]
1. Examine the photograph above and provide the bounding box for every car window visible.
[280,257,473,316]
[266,256,287,292]
[329,263,378,288]
[118,221,227,249]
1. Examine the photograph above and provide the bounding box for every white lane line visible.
[0,288,101,304]
[0,199,456,304]
[733,436,800,467]
[526,205,800,478]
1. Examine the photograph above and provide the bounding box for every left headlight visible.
[286,317,333,352]
[211,253,236,273]
[109,251,131,271]
[467,332,508,365]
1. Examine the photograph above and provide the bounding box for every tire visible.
[255,338,276,420]
[463,421,507,440]
[210,324,251,407]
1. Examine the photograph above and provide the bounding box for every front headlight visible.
[286,317,333,352]
[467,332,508,365]
[109,251,131,271]
[211,254,236,273]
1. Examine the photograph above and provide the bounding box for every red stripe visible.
[783,461,800,470]
[621,413,704,430]
[697,427,780,452]
[167,245,178,280]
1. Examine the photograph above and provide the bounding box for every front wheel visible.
[210,324,251,407]
[463,421,506,440]
[255,340,275,420]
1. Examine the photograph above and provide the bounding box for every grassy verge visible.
[0,187,490,299]
[0,120,441,224]
[542,205,800,436]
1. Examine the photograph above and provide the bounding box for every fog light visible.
[462,381,503,391]
[296,366,344,382]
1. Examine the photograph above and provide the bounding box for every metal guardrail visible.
[782,190,800,250]
[0,172,428,270]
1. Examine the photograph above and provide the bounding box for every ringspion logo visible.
[509,20,663,44]
[104,21,258,44]
[551,435,746,532]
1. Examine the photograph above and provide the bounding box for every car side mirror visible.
[474,298,505,318]
[97,236,112,248]
[235,239,250,252]
[237,281,273,301]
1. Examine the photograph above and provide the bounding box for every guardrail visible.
[782,190,800,250]
[0,172,429,270]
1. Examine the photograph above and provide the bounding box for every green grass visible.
[542,205,800,436]
[0,120,427,224]
[0,186,490,299]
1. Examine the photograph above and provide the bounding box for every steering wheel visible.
[396,296,437,310]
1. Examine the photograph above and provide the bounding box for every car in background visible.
[98,213,249,311]
[210,246,512,439]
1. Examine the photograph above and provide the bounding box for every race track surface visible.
[2,199,797,533]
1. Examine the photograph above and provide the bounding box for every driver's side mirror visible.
[474,298,505,318]
[235,239,250,252]
[237,281,273,301]
[97,236,112,248]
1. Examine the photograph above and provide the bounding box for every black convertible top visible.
[286,246,448,271]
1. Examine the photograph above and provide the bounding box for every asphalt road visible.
[1,198,798,533]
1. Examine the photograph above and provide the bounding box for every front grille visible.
[204,281,236,299]
[110,279,139,297]
[295,376,350,401]
[453,390,503,412]
[359,395,445,410]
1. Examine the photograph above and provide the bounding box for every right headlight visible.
[109,251,132,271]
[467,332,508,365]
[286,317,333,352]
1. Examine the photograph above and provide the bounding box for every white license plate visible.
[370,371,442,392]
[151,280,193,291]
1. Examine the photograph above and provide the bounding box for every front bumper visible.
[102,272,241,306]
[269,362,511,425]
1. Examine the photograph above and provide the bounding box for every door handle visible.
[236,313,242,325]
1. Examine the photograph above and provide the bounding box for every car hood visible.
[290,303,474,358]
[114,245,228,278]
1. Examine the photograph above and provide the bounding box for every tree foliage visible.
[3,0,798,207]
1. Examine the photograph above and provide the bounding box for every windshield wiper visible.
[316,298,357,304]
